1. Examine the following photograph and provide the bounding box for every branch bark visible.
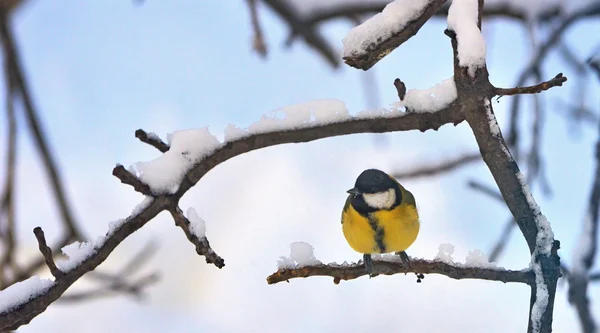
[267,258,534,285]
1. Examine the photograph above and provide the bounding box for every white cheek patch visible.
[362,189,396,210]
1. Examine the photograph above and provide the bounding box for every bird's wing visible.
[402,187,416,207]
[390,176,416,207]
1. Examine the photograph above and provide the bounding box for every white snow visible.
[464,249,498,268]
[132,196,154,216]
[516,171,554,256]
[290,242,319,266]
[145,131,163,142]
[132,128,222,194]
[435,243,455,263]
[530,260,549,333]
[0,276,54,314]
[484,99,501,136]
[186,207,207,238]
[225,99,350,142]
[277,242,320,269]
[107,219,125,236]
[342,0,436,58]
[514,170,554,333]
[447,0,487,76]
[56,241,97,272]
[395,77,457,112]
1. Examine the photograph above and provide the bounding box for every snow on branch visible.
[342,0,448,70]
[447,0,487,77]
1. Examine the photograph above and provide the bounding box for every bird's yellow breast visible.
[341,198,419,254]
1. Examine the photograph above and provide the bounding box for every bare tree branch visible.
[261,0,338,67]
[495,73,567,98]
[246,0,267,58]
[467,180,504,203]
[0,10,82,241]
[0,53,17,288]
[267,258,534,285]
[32,227,64,280]
[488,218,517,263]
[392,152,480,180]
[567,114,600,333]
[57,272,159,303]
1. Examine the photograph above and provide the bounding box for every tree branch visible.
[134,129,169,153]
[342,0,448,70]
[32,228,64,279]
[167,207,225,268]
[567,116,600,333]
[494,73,567,98]
[0,10,82,241]
[246,0,267,58]
[112,165,153,196]
[0,53,17,288]
[266,258,534,285]
[392,152,480,180]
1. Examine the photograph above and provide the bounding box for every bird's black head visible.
[347,169,396,195]
[346,169,402,215]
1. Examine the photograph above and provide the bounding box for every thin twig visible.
[58,272,159,303]
[0,54,17,288]
[467,180,504,203]
[135,129,169,153]
[112,165,153,196]
[0,13,82,240]
[394,78,406,101]
[246,0,267,58]
[488,218,517,263]
[167,207,224,268]
[392,152,480,180]
[494,73,567,97]
[567,108,600,333]
[32,227,64,279]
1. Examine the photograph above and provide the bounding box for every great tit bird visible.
[341,168,419,276]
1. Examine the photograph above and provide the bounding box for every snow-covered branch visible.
[342,0,448,70]
[267,257,534,285]
[443,1,561,332]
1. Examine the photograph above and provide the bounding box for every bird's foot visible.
[363,254,374,277]
[395,251,424,283]
[395,251,412,269]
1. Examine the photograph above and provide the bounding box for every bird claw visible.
[363,254,374,277]
[395,251,412,269]
[395,251,423,282]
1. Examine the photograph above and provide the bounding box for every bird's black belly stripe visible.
[367,214,386,253]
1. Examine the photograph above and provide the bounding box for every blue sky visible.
[2,1,600,332]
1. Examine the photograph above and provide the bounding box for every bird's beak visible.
[346,188,361,195]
